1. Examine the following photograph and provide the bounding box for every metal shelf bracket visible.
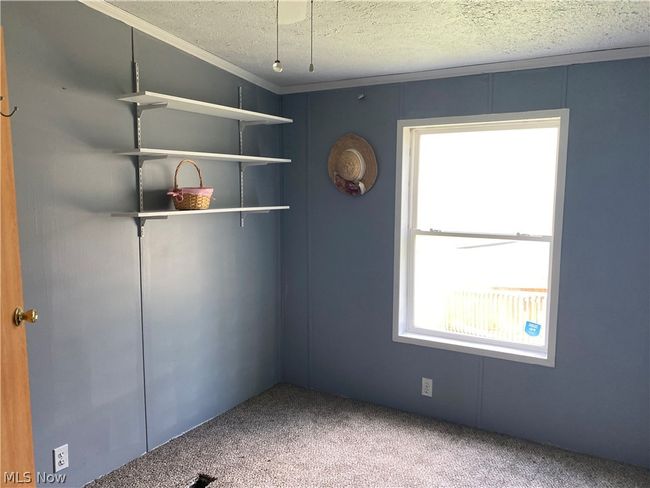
[238,86,245,228]
[135,215,168,238]
[137,103,168,118]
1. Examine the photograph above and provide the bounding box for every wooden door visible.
[1,27,36,487]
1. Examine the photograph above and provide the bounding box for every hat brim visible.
[327,133,378,195]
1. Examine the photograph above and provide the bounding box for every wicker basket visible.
[167,159,214,210]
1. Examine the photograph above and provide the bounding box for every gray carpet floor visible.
[88,384,650,488]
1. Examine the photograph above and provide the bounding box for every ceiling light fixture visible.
[272,0,283,73]
[308,0,314,72]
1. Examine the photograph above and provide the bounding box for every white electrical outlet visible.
[421,377,433,397]
[53,444,68,472]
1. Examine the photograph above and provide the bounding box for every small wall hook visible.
[1,106,17,117]
[0,96,18,117]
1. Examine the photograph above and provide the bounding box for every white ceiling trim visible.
[278,46,650,95]
[80,1,649,97]
[79,0,282,93]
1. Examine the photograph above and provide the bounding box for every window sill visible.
[393,329,555,367]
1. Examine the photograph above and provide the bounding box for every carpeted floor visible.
[88,384,650,488]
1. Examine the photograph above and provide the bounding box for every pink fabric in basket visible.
[167,187,214,202]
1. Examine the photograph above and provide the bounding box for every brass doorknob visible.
[13,307,38,327]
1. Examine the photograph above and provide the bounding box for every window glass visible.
[413,235,550,347]
[416,127,559,235]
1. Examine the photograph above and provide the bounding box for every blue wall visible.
[3,2,648,484]
[3,2,283,485]
[281,59,650,468]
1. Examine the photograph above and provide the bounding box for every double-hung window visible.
[393,110,569,366]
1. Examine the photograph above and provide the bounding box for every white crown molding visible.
[79,0,282,94]
[277,46,650,94]
[80,1,649,97]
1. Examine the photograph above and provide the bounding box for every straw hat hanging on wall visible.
[327,133,377,196]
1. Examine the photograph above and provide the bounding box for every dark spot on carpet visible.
[187,474,216,488]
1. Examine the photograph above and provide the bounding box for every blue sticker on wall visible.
[525,321,542,337]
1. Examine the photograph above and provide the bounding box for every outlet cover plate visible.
[53,444,68,472]
[421,377,433,397]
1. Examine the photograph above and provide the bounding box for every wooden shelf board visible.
[115,148,290,165]
[119,91,293,125]
[112,206,290,219]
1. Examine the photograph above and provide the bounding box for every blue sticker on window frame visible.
[525,321,542,337]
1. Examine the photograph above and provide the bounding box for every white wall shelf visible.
[116,58,292,236]
[116,148,291,167]
[113,206,289,219]
[119,91,293,126]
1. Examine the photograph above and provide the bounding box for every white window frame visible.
[393,110,569,367]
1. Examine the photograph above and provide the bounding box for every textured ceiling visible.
[110,1,650,87]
